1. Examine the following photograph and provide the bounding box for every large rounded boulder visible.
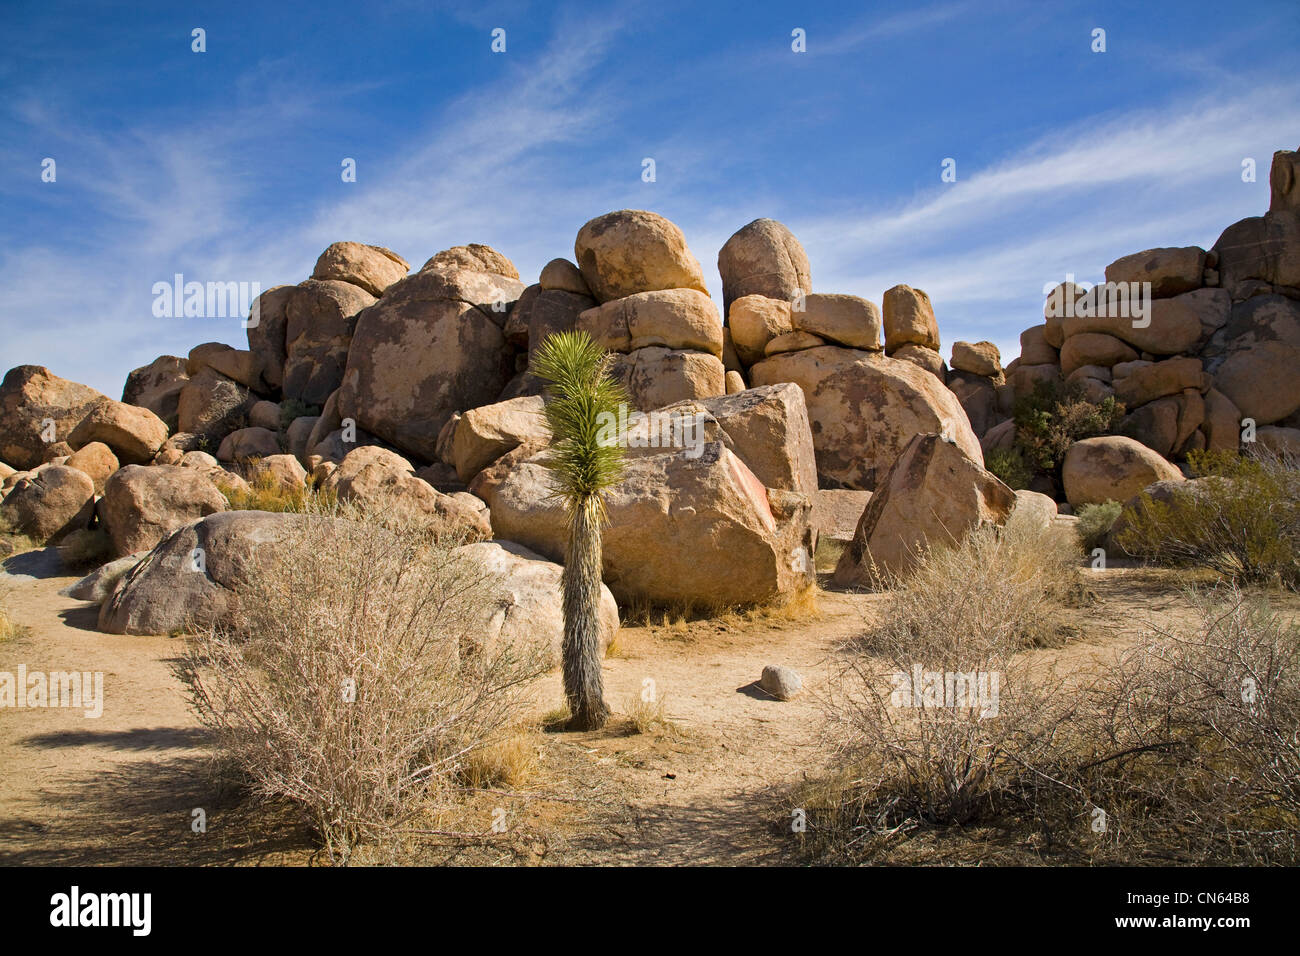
[338,260,523,462]
[574,210,708,303]
[750,346,980,490]
[717,218,812,314]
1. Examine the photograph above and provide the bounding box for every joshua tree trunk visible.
[562,495,611,730]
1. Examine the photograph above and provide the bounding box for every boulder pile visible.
[992,148,1300,506]
[6,146,1297,637]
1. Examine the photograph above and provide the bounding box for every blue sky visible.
[2,0,1298,396]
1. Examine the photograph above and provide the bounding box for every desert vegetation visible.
[1116,447,1300,586]
[176,499,550,865]
[794,512,1300,865]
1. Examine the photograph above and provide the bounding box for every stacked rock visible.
[570,209,726,410]
[996,147,1300,505]
[719,220,979,491]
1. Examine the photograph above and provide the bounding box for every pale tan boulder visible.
[67,398,168,466]
[321,446,489,540]
[811,489,873,546]
[65,442,119,493]
[283,279,377,406]
[576,288,723,357]
[337,266,522,462]
[1104,247,1206,298]
[891,343,945,380]
[0,365,106,471]
[248,400,282,431]
[467,440,547,507]
[1063,287,1211,354]
[765,330,826,356]
[0,464,95,544]
[490,443,815,607]
[538,258,590,295]
[609,347,726,410]
[750,346,980,490]
[882,284,939,352]
[1019,324,1059,365]
[658,383,819,496]
[1062,436,1184,507]
[1043,281,1088,347]
[728,294,794,365]
[455,539,619,662]
[725,370,746,394]
[122,355,189,426]
[832,434,1015,585]
[100,464,229,557]
[1214,340,1300,426]
[1114,356,1206,408]
[1005,489,1058,536]
[792,293,881,350]
[245,285,295,390]
[311,241,409,297]
[574,209,707,303]
[420,244,519,279]
[450,396,549,483]
[177,366,256,440]
[245,454,308,493]
[950,341,1002,379]
[717,218,812,313]
[216,427,281,463]
[198,345,272,393]
[1270,148,1300,214]
[1059,332,1138,377]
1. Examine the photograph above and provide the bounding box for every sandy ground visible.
[1,550,1287,866]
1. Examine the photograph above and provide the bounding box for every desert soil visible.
[1,551,1284,866]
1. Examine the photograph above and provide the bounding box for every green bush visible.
[1074,500,1122,553]
[279,399,322,432]
[984,446,1034,490]
[1114,448,1300,585]
[1012,381,1125,480]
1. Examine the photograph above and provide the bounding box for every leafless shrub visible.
[178,498,549,864]
[813,522,1086,853]
[1080,586,1300,863]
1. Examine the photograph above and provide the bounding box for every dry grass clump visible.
[55,527,112,570]
[1116,447,1300,586]
[177,498,549,865]
[216,466,333,514]
[621,693,684,739]
[0,590,24,642]
[621,583,821,629]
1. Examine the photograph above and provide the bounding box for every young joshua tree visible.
[532,330,628,731]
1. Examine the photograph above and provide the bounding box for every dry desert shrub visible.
[178,498,549,864]
[1079,586,1300,863]
[809,521,1087,853]
[802,522,1300,864]
[1115,447,1300,586]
